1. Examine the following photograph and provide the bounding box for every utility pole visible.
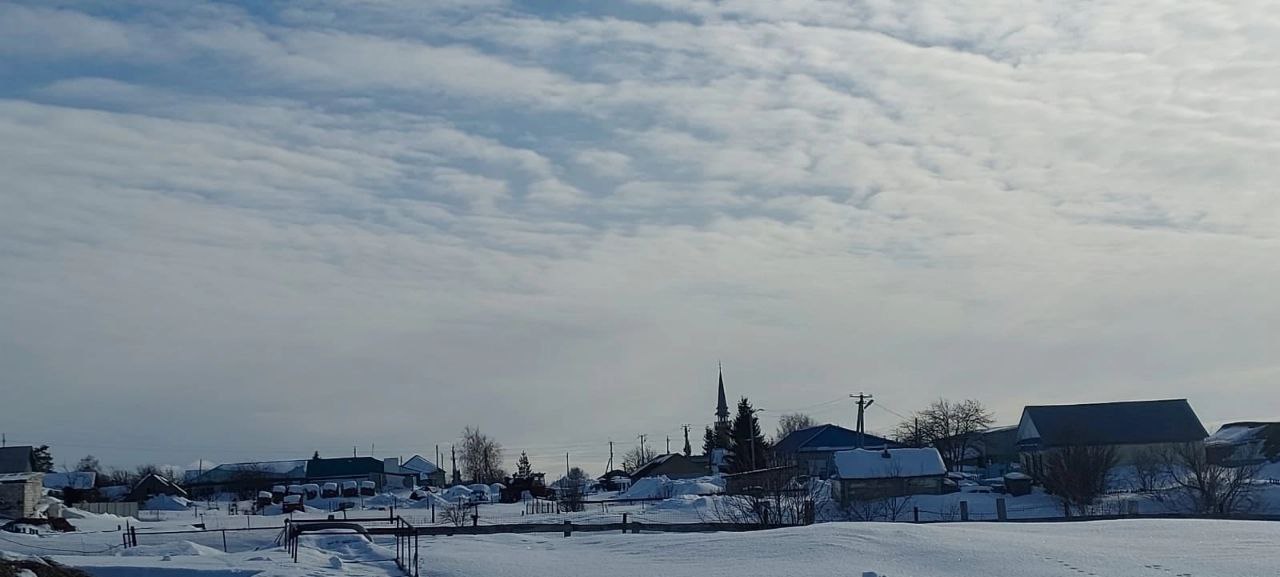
[637,434,648,459]
[666,436,671,454]
[565,452,570,481]
[682,425,692,456]
[607,441,614,471]
[851,393,875,448]
[353,446,357,458]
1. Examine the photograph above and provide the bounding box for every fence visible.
[78,502,139,517]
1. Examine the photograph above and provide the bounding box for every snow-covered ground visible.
[15,519,1275,577]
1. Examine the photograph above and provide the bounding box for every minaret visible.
[715,362,730,428]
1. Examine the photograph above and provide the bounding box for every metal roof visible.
[772,424,899,455]
[1018,399,1208,448]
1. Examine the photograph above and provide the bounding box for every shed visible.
[0,472,44,519]
[628,454,708,481]
[832,448,947,504]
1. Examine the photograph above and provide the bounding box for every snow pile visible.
[119,541,224,557]
[142,495,192,511]
[619,476,722,499]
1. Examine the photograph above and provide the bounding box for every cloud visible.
[1,0,1278,472]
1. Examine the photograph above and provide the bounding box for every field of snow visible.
[16,519,1274,577]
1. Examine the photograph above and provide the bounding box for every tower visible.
[715,362,730,434]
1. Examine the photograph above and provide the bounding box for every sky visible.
[1,0,1278,477]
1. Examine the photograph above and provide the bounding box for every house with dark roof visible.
[773,424,901,479]
[629,454,708,481]
[184,460,310,498]
[306,456,415,491]
[129,473,188,502]
[1205,422,1280,466]
[1016,399,1208,475]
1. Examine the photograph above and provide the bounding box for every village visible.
[2,367,1278,577]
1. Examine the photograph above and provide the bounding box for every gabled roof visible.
[0,446,34,474]
[834,448,946,480]
[1018,399,1208,448]
[188,460,308,485]
[629,453,704,479]
[402,455,440,474]
[773,424,898,455]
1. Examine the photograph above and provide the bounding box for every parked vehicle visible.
[359,481,376,497]
[341,481,359,498]
[321,482,339,498]
[271,485,287,503]
[302,484,321,500]
[282,495,304,513]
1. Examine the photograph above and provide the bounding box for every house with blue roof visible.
[773,424,901,479]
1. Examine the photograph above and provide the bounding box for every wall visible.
[838,476,944,504]
[0,478,42,518]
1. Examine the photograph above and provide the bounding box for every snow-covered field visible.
[10,519,1277,577]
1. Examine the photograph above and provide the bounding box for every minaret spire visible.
[715,362,729,423]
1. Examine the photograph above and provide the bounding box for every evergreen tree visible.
[729,398,768,473]
[312,451,321,460]
[516,451,532,478]
[75,455,101,473]
[31,445,54,472]
[702,426,715,456]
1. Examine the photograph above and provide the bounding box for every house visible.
[936,425,1020,477]
[0,472,44,519]
[1016,399,1209,475]
[629,454,708,481]
[773,424,901,479]
[597,470,632,492]
[832,448,947,504]
[401,455,446,487]
[305,456,415,491]
[1205,422,1280,466]
[0,446,35,474]
[129,473,188,502]
[184,460,309,498]
[723,465,799,495]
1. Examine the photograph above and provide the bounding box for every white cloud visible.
[2,0,1279,472]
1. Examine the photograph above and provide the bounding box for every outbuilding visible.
[0,472,44,519]
[832,448,947,505]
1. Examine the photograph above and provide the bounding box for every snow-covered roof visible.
[1206,422,1276,446]
[402,455,440,474]
[0,472,42,483]
[833,448,946,480]
[43,471,96,490]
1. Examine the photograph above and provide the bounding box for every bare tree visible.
[621,444,657,474]
[440,498,474,527]
[1129,447,1165,493]
[1163,442,1261,515]
[775,413,816,442]
[894,399,994,470]
[703,477,826,527]
[459,426,505,484]
[1037,444,1118,516]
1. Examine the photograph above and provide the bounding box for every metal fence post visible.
[563,520,571,537]
[960,501,969,522]
[622,513,628,534]
[996,498,1007,521]
[222,529,228,553]
[913,507,919,523]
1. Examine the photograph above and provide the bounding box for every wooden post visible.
[959,501,969,522]
[996,498,1007,521]
[431,500,435,524]
[622,513,628,534]
[913,506,919,523]
[221,529,228,553]
[563,520,572,538]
